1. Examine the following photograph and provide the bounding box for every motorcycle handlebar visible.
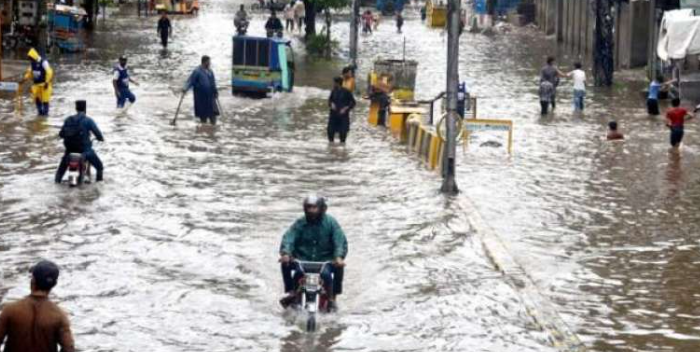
[294,260,332,274]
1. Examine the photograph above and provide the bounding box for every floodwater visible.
[1,1,699,352]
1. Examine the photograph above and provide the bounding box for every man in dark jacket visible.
[0,260,75,352]
[183,55,219,124]
[55,100,105,183]
[328,76,356,144]
[265,10,283,37]
[279,195,348,311]
[540,56,565,110]
[157,13,172,47]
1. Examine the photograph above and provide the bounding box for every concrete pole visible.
[38,0,48,54]
[349,0,359,68]
[648,0,657,81]
[441,0,459,194]
[1,17,3,81]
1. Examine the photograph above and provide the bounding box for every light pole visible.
[349,0,359,68]
[441,0,460,194]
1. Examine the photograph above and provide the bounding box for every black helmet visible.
[303,195,327,223]
[303,195,327,212]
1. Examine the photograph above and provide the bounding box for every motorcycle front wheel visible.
[306,313,316,332]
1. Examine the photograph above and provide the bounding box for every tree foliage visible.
[304,0,351,58]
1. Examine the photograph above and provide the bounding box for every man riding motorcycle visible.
[279,195,348,311]
[234,5,249,35]
[265,10,284,38]
[54,100,105,184]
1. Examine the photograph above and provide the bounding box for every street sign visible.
[463,118,513,154]
[0,82,19,92]
[465,121,512,131]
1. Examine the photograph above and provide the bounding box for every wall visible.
[536,0,650,69]
[535,0,556,35]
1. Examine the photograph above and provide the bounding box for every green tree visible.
[593,0,614,86]
[307,0,350,58]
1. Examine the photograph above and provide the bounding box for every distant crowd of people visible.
[538,56,696,150]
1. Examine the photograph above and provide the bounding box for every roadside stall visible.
[366,58,420,139]
[425,0,446,28]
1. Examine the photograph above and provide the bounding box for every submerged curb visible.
[458,197,588,352]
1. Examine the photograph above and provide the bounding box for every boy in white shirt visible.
[568,62,586,112]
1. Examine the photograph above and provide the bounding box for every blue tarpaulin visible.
[473,0,520,15]
[376,0,405,13]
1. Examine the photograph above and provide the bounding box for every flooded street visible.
[1,1,700,351]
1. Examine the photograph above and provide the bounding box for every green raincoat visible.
[280,214,348,262]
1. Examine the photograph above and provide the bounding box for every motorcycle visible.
[235,19,249,36]
[295,261,333,332]
[66,153,91,187]
[2,23,35,51]
[266,29,283,38]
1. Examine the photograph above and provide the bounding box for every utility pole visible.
[648,0,658,81]
[441,0,460,194]
[37,0,48,54]
[1,17,3,81]
[593,0,614,86]
[349,0,359,68]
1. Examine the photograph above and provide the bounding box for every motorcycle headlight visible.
[305,275,319,286]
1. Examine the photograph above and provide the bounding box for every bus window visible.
[233,39,245,65]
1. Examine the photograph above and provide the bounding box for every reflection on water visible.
[665,151,682,198]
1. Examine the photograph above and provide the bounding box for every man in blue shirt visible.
[113,56,139,109]
[647,75,663,115]
[55,100,105,183]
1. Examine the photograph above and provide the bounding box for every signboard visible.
[0,82,19,92]
[463,118,513,154]
[465,120,511,132]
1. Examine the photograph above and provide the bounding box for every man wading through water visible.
[540,56,565,110]
[184,55,219,124]
[157,12,172,48]
[327,76,356,144]
[0,260,75,352]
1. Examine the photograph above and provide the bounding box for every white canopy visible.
[657,9,700,61]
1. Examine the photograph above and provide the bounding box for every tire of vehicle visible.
[306,314,316,332]
[288,71,294,92]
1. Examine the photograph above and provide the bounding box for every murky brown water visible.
[1,1,699,351]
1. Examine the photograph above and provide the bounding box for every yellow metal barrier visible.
[428,131,442,169]
[406,120,444,171]
[368,100,381,126]
[389,104,426,143]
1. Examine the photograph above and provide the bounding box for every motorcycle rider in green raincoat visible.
[279,195,348,311]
